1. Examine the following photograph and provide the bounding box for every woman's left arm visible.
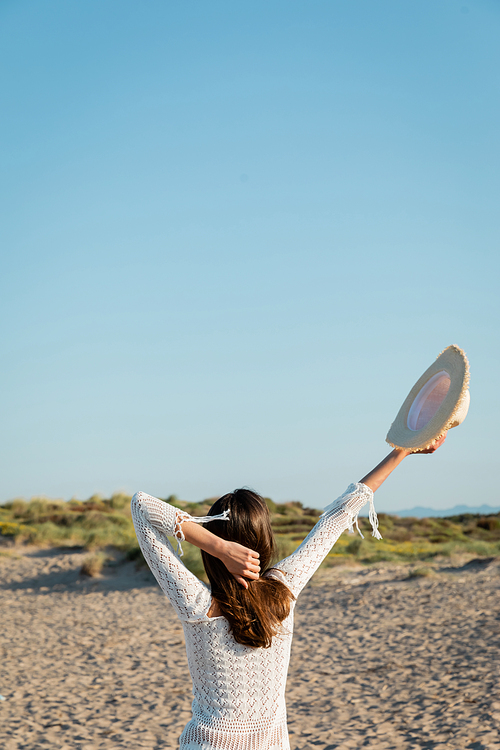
[360,433,446,491]
[270,482,375,597]
[271,434,447,597]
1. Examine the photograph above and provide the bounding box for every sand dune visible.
[1,547,499,749]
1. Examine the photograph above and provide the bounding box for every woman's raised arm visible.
[270,433,447,597]
[180,522,260,588]
[360,433,447,492]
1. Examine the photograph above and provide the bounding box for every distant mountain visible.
[364,504,500,518]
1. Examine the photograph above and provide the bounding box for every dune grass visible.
[1,494,499,577]
[80,551,109,577]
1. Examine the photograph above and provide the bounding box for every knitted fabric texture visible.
[131,483,375,750]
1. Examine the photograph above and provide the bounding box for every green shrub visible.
[0,521,37,540]
[1,492,499,576]
[264,497,278,513]
[274,535,299,562]
[345,538,363,556]
[180,544,207,580]
[409,566,435,578]
[108,493,132,511]
[81,552,108,577]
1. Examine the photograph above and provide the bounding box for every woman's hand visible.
[218,541,260,589]
[179,521,260,587]
[360,432,448,492]
[411,432,447,454]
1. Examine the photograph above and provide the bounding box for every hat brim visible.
[386,345,470,452]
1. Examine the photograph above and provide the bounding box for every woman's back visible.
[180,603,293,748]
[131,483,375,749]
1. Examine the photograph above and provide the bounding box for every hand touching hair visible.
[201,489,295,649]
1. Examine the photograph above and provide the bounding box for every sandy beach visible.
[1,547,499,750]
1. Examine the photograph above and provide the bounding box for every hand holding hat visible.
[386,345,470,452]
[359,351,468,498]
[411,431,447,454]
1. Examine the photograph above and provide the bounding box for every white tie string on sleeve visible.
[344,494,382,540]
[174,510,230,556]
[368,495,383,540]
[190,510,231,524]
[320,485,383,542]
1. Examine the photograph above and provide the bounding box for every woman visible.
[131,436,446,749]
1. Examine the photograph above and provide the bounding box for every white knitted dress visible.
[131,483,378,750]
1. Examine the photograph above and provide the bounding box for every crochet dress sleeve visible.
[131,492,211,622]
[270,483,379,598]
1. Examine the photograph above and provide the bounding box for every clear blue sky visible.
[1,0,499,511]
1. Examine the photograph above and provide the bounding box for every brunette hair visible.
[201,488,294,649]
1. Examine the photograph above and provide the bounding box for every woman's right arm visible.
[180,521,260,588]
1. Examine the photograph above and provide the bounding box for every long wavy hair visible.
[201,488,294,649]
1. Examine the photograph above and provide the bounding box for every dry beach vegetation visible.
[1,492,500,572]
[1,493,500,749]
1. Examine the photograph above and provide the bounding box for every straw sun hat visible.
[386,345,470,452]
